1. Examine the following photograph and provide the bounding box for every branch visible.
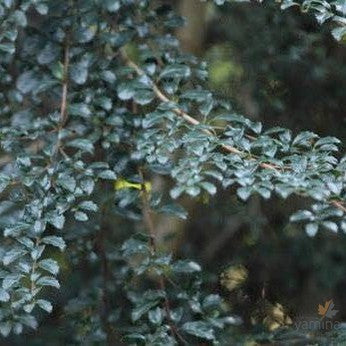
[331,200,346,213]
[121,51,346,214]
[139,170,187,345]
[121,51,271,164]
[60,44,69,128]
[28,41,71,310]
[51,42,70,163]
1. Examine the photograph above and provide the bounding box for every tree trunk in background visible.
[177,0,207,55]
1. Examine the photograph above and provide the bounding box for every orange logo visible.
[318,299,338,319]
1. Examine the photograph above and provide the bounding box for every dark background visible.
[175,0,346,336]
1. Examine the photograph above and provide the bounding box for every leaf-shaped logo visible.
[318,299,338,318]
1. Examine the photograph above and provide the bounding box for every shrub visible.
[0,0,344,343]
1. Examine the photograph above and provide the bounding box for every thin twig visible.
[139,170,188,345]
[27,41,70,319]
[123,52,279,170]
[60,44,70,129]
[331,200,346,213]
[51,42,70,164]
[121,51,346,214]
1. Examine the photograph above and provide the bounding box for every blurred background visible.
[4,0,346,344]
[173,0,346,340]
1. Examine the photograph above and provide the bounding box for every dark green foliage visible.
[0,0,345,344]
